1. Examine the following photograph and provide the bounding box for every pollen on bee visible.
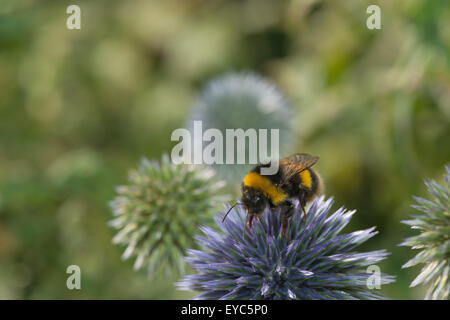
[243,172,287,205]
[299,170,312,189]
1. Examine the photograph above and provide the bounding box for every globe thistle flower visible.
[187,72,294,183]
[178,196,394,299]
[400,165,450,300]
[109,154,228,276]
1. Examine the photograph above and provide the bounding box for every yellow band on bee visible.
[243,172,287,205]
[299,169,312,188]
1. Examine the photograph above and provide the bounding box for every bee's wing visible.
[286,153,319,167]
[279,154,319,187]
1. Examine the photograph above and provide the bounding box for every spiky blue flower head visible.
[400,165,450,300]
[109,154,229,276]
[186,72,294,184]
[178,196,395,299]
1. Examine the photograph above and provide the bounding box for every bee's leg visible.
[247,214,255,232]
[243,214,256,239]
[299,195,307,222]
[280,202,294,241]
[281,217,291,242]
[300,204,307,221]
[242,213,249,238]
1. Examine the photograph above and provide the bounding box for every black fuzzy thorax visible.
[252,162,318,204]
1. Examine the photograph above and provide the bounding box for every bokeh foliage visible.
[0,0,449,299]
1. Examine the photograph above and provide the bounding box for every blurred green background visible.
[0,0,449,299]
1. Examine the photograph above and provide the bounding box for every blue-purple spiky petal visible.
[178,196,394,299]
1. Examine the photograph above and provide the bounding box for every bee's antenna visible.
[222,202,243,223]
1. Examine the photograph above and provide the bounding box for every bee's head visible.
[241,185,267,216]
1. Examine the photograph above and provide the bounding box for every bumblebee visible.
[223,153,322,239]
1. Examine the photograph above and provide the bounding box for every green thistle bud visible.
[109,154,228,276]
[186,72,294,184]
[400,165,450,300]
